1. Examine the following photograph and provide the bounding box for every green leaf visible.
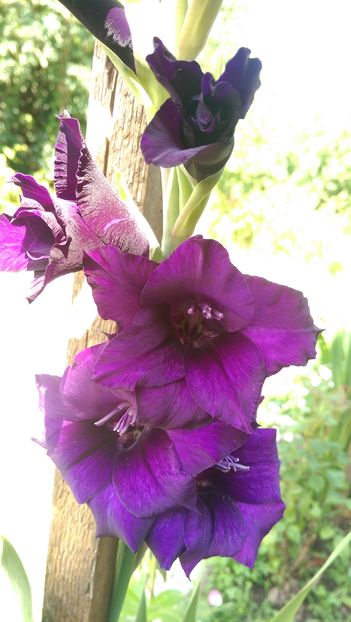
[183,582,201,622]
[0,536,33,622]
[267,531,351,622]
[107,540,139,622]
[135,589,147,622]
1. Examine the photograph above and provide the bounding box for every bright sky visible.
[1,1,351,619]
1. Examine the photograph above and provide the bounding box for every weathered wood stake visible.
[42,43,162,622]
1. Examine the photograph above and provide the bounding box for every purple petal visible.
[0,214,29,270]
[54,115,84,200]
[12,173,53,209]
[36,373,69,441]
[242,276,319,375]
[167,421,248,476]
[76,144,149,256]
[234,500,285,568]
[93,307,184,389]
[47,419,116,503]
[141,238,253,332]
[185,333,265,432]
[136,380,207,428]
[219,47,262,118]
[113,429,196,517]
[146,38,203,108]
[84,246,155,327]
[89,483,152,550]
[225,430,282,505]
[58,1,135,71]
[181,496,247,575]
[147,508,186,569]
[36,373,117,503]
[61,345,122,421]
[141,99,211,168]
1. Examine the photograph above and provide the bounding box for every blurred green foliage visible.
[0,0,93,175]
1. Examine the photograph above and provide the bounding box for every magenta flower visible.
[84,236,319,434]
[141,39,262,180]
[147,429,285,574]
[36,344,247,548]
[58,0,135,71]
[0,115,148,300]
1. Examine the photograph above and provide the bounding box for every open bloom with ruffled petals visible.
[0,115,148,300]
[84,236,319,434]
[141,39,262,181]
[147,428,285,574]
[36,344,247,548]
[58,0,135,71]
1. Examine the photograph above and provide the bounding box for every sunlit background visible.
[0,1,350,620]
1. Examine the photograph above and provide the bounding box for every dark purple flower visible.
[141,39,262,181]
[0,115,148,300]
[147,428,285,574]
[36,344,247,547]
[84,236,319,433]
[58,0,135,71]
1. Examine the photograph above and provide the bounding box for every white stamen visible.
[187,304,196,315]
[215,456,250,473]
[94,408,120,427]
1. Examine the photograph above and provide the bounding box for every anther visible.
[215,456,250,473]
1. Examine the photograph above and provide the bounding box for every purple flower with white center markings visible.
[0,115,148,300]
[36,343,248,544]
[147,428,285,574]
[84,236,319,433]
[58,0,135,71]
[141,39,262,181]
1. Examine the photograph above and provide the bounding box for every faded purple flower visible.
[0,115,148,300]
[36,344,247,547]
[141,39,262,180]
[84,236,319,433]
[58,0,135,71]
[147,428,285,574]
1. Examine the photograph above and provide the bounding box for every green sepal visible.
[165,168,223,255]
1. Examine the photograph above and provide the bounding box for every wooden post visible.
[42,45,162,622]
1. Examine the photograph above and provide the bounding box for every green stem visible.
[161,167,179,256]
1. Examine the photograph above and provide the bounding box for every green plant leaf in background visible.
[183,581,201,622]
[108,540,142,622]
[135,589,147,622]
[0,536,33,622]
[267,531,351,622]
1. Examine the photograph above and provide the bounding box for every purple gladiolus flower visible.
[36,344,247,548]
[147,428,285,574]
[84,236,319,433]
[141,39,262,180]
[58,0,135,71]
[0,115,148,300]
